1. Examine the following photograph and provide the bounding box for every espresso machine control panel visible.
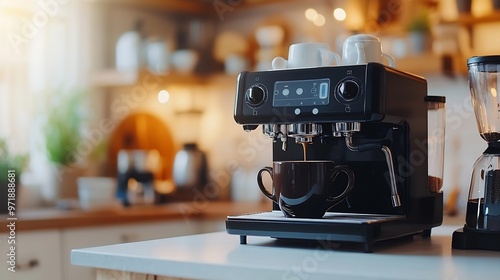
[235,63,389,125]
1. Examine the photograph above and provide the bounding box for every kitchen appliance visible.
[452,56,500,251]
[173,143,208,191]
[116,149,158,206]
[226,62,444,252]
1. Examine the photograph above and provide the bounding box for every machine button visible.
[296,88,303,95]
[282,88,290,96]
[337,80,360,101]
[319,83,328,99]
[246,85,267,107]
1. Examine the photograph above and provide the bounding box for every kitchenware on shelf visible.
[224,54,248,75]
[116,21,145,72]
[145,37,171,73]
[172,143,207,192]
[271,42,340,70]
[342,34,395,67]
[171,49,199,74]
[213,31,249,64]
[452,55,500,251]
[255,25,285,48]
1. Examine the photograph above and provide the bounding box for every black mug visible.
[257,160,355,218]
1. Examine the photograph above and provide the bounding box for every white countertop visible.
[71,224,500,280]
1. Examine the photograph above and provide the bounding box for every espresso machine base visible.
[227,192,442,253]
[227,195,442,253]
[452,228,500,251]
[227,212,434,253]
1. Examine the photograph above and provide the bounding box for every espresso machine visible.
[116,149,156,206]
[226,63,444,252]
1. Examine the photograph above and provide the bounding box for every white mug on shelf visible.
[342,34,395,67]
[272,42,340,70]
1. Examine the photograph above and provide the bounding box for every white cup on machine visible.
[272,42,340,70]
[342,34,395,67]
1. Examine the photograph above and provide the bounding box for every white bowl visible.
[171,49,199,74]
[77,177,118,210]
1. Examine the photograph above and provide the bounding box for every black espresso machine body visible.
[226,63,443,252]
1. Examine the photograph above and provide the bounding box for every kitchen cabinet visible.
[0,230,63,280]
[0,202,266,280]
[61,220,225,280]
[0,219,224,280]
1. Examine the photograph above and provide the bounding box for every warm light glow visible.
[305,8,318,21]
[333,8,346,21]
[491,87,497,97]
[157,89,170,104]
[313,14,326,26]
[472,0,493,17]
[127,178,138,191]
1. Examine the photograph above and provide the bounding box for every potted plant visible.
[407,12,431,55]
[42,90,87,200]
[44,91,85,166]
[0,139,28,213]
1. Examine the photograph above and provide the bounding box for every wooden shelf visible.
[103,0,211,16]
[396,53,443,75]
[91,68,217,88]
[101,0,300,17]
[441,11,500,26]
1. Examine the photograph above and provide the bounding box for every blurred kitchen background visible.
[2,0,500,212]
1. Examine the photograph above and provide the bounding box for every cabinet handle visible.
[16,259,39,270]
[120,234,139,243]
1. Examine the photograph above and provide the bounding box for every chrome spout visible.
[381,145,401,207]
[263,124,288,151]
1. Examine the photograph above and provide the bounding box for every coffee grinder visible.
[116,149,156,206]
[226,63,444,252]
[452,56,500,251]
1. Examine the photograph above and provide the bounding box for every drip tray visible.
[228,211,405,224]
[226,211,407,252]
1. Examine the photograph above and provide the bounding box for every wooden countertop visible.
[0,201,270,232]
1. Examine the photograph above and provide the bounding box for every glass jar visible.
[425,96,446,193]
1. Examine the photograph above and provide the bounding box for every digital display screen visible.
[273,78,330,107]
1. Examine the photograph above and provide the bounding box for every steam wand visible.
[339,123,402,208]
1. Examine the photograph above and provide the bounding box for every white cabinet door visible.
[62,219,225,280]
[0,229,62,280]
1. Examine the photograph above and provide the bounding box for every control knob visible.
[245,84,267,107]
[337,79,360,101]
